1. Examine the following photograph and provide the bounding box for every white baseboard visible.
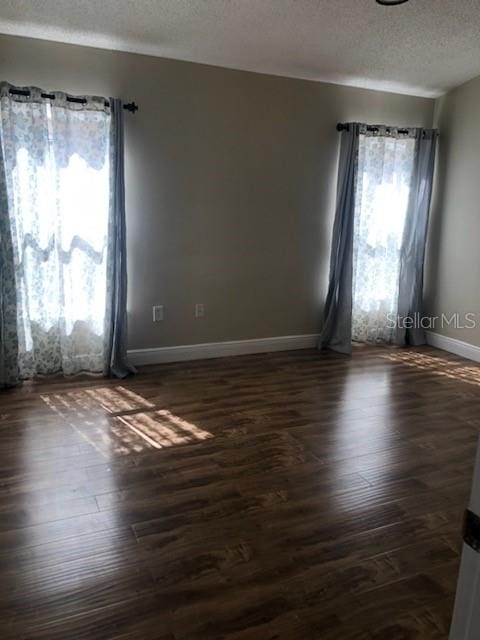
[128,333,320,366]
[426,331,480,362]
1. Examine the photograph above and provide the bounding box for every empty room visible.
[1,1,480,638]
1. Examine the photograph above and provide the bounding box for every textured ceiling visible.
[0,0,480,97]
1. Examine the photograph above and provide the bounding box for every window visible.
[0,82,133,386]
[352,132,416,343]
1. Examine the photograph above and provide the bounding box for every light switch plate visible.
[152,305,163,322]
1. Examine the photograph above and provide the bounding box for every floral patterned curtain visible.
[0,82,133,386]
[352,127,416,344]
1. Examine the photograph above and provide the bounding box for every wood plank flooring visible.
[0,345,478,639]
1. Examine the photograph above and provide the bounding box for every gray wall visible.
[0,34,434,350]
[425,75,480,346]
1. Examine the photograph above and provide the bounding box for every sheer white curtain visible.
[0,84,113,378]
[352,130,416,344]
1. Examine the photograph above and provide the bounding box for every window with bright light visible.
[352,133,416,343]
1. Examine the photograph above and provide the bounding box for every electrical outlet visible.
[195,303,205,318]
[152,305,163,322]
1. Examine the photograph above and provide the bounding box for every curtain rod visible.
[336,122,410,135]
[8,88,138,113]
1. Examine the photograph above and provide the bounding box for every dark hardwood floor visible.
[1,345,478,639]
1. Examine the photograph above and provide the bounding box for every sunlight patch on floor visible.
[41,388,213,456]
[381,350,480,387]
[114,410,213,450]
[41,386,154,416]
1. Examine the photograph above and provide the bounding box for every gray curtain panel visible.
[0,137,19,387]
[318,123,360,354]
[108,98,136,378]
[396,129,438,346]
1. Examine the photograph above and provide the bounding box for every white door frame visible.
[449,439,480,639]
